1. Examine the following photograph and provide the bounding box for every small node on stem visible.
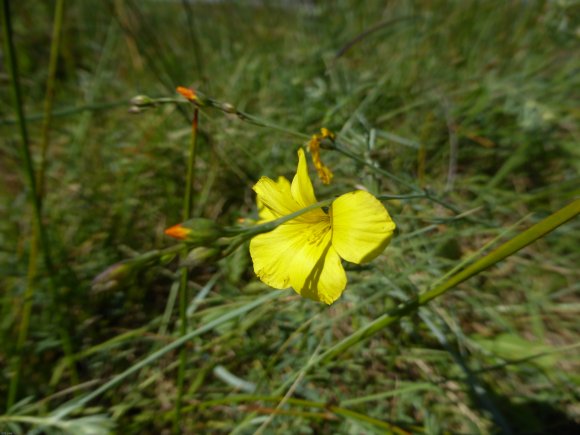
[130,95,154,107]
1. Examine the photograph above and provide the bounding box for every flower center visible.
[306,215,331,246]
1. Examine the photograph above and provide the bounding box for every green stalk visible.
[195,395,411,435]
[0,1,45,247]
[222,198,334,257]
[270,199,579,396]
[175,108,198,431]
[2,0,77,409]
[0,100,128,126]
[317,199,580,363]
[37,0,65,198]
[8,245,39,408]
[132,91,486,224]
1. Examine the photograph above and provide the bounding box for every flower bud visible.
[221,102,236,113]
[181,247,220,268]
[164,218,224,245]
[176,86,209,107]
[130,95,154,107]
[92,261,133,292]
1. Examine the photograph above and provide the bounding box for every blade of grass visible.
[0,100,128,126]
[197,394,413,435]
[341,383,440,406]
[52,291,281,420]
[318,199,579,364]
[37,0,65,199]
[2,0,77,409]
[420,310,512,434]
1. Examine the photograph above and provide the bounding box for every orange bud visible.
[164,218,224,244]
[176,86,197,101]
[165,223,191,240]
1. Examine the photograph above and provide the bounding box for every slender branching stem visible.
[317,199,580,363]
[175,108,199,431]
[133,93,475,222]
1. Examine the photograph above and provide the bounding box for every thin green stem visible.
[194,395,411,435]
[1,0,35,210]
[131,94,310,139]
[270,199,579,394]
[2,0,77,409]
[135,91,480,222]
[52,291,280,420]
[8,243,39,408]
[318,199,580,363]
[175,108,199,431]
[0,100,128,126]
[222,198,334,256]
[333,142,417,191]
[0,0,51,268]
[333,141,477,220]
[377,193,429,201]
[37,0,65,199]
[175,271,188,432]
[229,190,477,254]
[183,109,198,220]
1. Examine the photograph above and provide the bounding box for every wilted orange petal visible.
[320,127,335,140]
[307,133,334,185]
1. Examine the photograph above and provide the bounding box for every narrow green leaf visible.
[52,291,280,420]
[319,199,580,363]
[473,333,557,368]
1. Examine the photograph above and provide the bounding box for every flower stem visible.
[52,292,280,421]
[0,100,128,126]
[136,91,474,220]
[267,199,579,396]
[175,108,199,431]
[37,0,65,199]
[222,199,334,257]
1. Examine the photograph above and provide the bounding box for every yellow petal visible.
[250,215,327,288]
[331,190,396,264]
[249,226,294,289]
[253,175,298,219]
[291,148,317,208]
[257,176,291,222]
[250,213,346,304]
[289,229,347,305]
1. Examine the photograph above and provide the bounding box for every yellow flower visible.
[249,148,396,304]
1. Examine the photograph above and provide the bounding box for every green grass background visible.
[1,0,579,433]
